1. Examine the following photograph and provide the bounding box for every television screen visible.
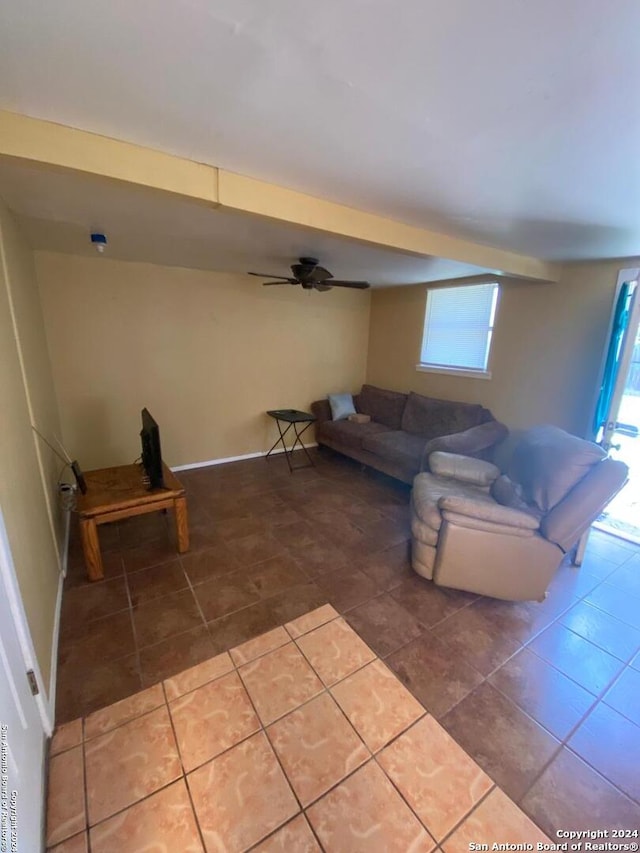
[140,408,165,489]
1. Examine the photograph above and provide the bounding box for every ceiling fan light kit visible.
[248,257,371,292]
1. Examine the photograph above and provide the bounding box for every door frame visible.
[600,280,640,451]
[0,507,53,737]
[589,267,640,440]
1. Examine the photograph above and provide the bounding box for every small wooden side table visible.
[76,462,189,581]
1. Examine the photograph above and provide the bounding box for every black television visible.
[140,408,165,489]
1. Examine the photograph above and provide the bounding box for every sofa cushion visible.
[362,431,427,472]
[318,418,392,451]
[356,384,407,429]
[508,425,606,512]
[401,392,489,440]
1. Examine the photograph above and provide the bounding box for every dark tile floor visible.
[57,447,640,835]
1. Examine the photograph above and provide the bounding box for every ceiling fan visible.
[248,257,370,291]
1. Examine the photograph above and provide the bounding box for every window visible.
[418,282,500,378]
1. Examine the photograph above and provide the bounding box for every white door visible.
[0,509,47,853]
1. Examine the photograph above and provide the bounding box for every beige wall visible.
[0,199,63,695]
[35,252,371,469]
[367,259,639,436]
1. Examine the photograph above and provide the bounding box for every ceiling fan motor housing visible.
[292,257,321,281]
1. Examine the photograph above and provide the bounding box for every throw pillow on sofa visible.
[328,393,357,421]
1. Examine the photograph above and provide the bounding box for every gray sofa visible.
[311,384,508,485]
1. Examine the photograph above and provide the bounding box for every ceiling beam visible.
[0,111,219,205]
[0,110,557,282]
[217,172,557,282]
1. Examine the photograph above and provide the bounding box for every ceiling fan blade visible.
[314,283,333,292]
[248,272,291,280]
[307,265,333,283]
[262,281,296,286]
[328,280,371,289]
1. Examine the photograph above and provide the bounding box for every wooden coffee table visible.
[76,462,189,581]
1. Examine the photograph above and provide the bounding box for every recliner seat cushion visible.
[412,472,494,532]
[509,425,606,512]
[318,419,392,451]
[401,392,490,440]
[356,384,407,429]
[362,431,427,471]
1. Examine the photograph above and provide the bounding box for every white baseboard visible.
[171,443,318,472]
[60,504,71,578]
[49,507,71,723]
[47,571,64,726]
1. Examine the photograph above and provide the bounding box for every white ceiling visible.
[1,0,639,261]
[0,158,488,284]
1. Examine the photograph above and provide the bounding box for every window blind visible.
[420,282,499,372]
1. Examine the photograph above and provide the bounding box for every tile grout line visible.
[397,583,616,728]
[489,642,639,812]
[178,557,219,646]
[437,783,499,849]
[249,636,429,845]
[246,814,326,852]
[80,721,89,849]
[523,639,628,709]
[120,567,144,694]
[369,737,439,845]
[83,777,188,837]
[160,680,210,853]
[81,688,187,837]
[226,652,312,845]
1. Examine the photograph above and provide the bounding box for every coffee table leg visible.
[174,497,190,553]
[80,518,103,582]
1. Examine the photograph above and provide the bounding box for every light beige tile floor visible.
[47,605,552,852]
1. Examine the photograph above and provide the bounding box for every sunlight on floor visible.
[596,394,640,544]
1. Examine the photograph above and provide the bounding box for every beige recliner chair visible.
[410,425,628,601]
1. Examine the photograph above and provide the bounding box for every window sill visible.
[415,364,492,380]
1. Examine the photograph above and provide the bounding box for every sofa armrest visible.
[438,494,540,530]
[311,399,332,423]
[420,421,509,471]
[429,452,500,486]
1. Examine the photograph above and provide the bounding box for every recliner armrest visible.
[438,495,540,530]
[429,452,500,486]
